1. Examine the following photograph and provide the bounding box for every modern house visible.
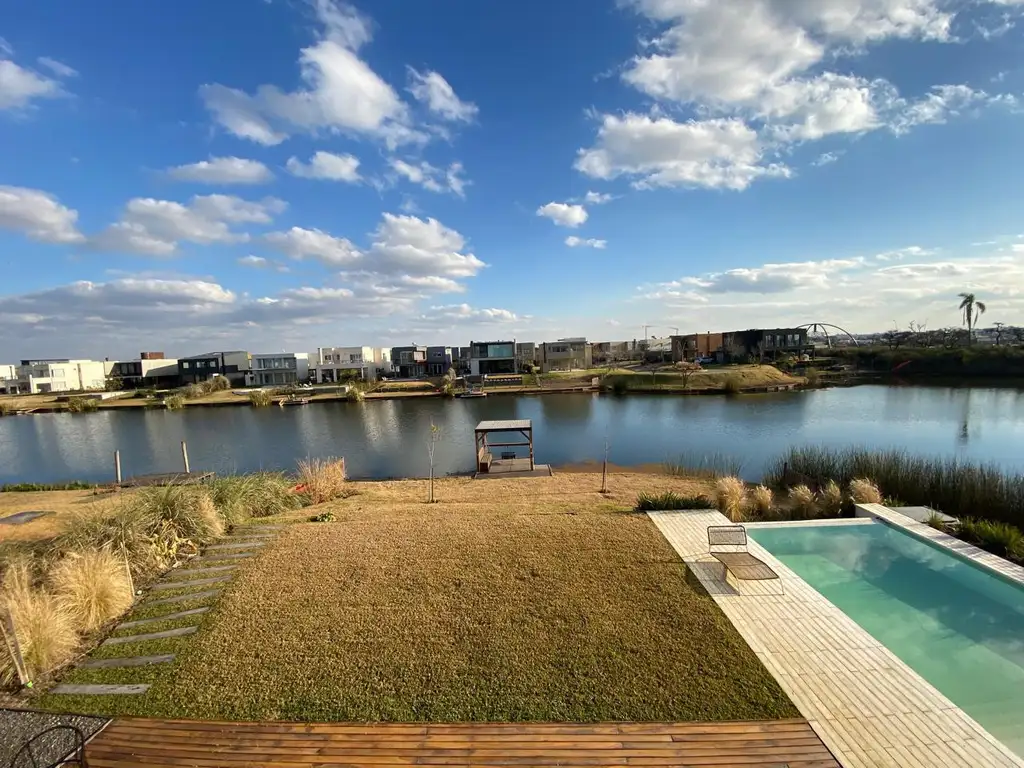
[310,347,390,382]
[10,359,107,394]
[469,340,516,376]
[391,345,428,378]
[251,353,309,387]
[719,328,812,362]
[452,346,471,375]
[178,351,251,386]
[516,342,538,370]
[540,338,593,373]
[426,346,453,376]
[670,333,724,363]
[109,352,180,389]
[0,364,16,393]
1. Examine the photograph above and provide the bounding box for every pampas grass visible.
[750,485,774,517]
[849,478,883,505]
[298,457,348,505]
[819,479,844,517]
[49,549,133,633]
[715,476,747,522]
[788,485,817,518]
[1,562,77,683]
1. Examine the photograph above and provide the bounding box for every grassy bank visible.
[835,345,1024,378]
[600,364,802,393]
[37,471,795,722]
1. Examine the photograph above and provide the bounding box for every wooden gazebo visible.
[474,419,534,474]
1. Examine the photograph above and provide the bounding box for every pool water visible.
[748,521,1024,758]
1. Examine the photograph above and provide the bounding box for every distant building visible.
[426,346,453,376]
[391,345,428,378]
[452,346,471,375]
[720,328,812,362]
[251,353,309,387]
[178,351,251,387]
[11,359,107,394]
[592,341,637,365]
[540,338,593,372]
[311,347,390,383]
[670,333,724,363]
[469,340,516,376]
[516,342,538,370]
[110,353,180,389]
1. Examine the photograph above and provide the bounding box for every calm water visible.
[749,521,1024,757]
[2,384,1024,484]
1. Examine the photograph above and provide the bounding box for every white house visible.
[13,359,107,394]
[0,364,17,393]
[250,353,309,386]
[311,347,391,383]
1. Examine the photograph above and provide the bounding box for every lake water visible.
[2,385,1024,484]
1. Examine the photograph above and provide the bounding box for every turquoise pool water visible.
[748,521,1024,758]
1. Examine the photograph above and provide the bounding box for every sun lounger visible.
[707,525,779,581]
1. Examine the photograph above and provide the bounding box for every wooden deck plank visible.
[88,718,838,767]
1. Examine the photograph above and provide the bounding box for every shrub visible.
[208,375,231,392]
[849,478,883,505]
[819,480,844,517]
[164,393,186,410]
[958,518,1024,561]
[0,402,10,417]
[209,473,299,522]
[804,368,822,387]
[722,376,742,395]
[926,512,950,532]
[1,562,78,684]
[66,397,99,413]
[135,486,223,545]
[635,491,713,511]
[310,511,336,522]
[57,503,162,578]
[249,389,273,408]
[297,457,348,505]
[750,485,774,517]
[715,476,747,522]
[49,549,133,633]
[788,485,817,518]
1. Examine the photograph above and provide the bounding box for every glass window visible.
[183,362,191,369]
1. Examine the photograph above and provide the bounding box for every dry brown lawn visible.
[0,490,122,544]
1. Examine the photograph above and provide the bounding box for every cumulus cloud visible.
[0,185,84,244]
[583,191,614,204]
[389,158,468,196]
[0,55,63,110]
[565,236,607,249]
[167,156,274,185]
[264,226,362,266]
[426,304,519,323]
[366,213,485,278]
[286,151,361,182]
[92,194,286,256]
[406,68,478,122]
[537,202,589,227]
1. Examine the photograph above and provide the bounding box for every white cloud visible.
[238,255,268,268]
[874,245,934,261]
[813,151,843,166]
[199,0,438,149]
[565,236,607,249]
[406,68,478,122]
[366,213,485,278]
[537,201,589,227]
[889,84,1011,134]
[167,156,274,185]
[36,57,77,78]
[0,185,84,244]
[427,304,519,323]
[286,151,361,182]
[0,58,62,110]
[583,191,614,204]
[264,226,361,266]
[389,158,468,196]
[92,194,286,256]
[576,113,790,190]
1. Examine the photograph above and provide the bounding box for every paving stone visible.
[102,626,198,646]
[166,564,237,579]
[50,684,150,695]
[117,607,209,630]
[149,575,230,591]
[79,654,176,669]
[205,541,266,551]
[139,588,221,607]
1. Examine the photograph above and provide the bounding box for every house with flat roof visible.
[251,352,309,387]
[469,340,516,376]
[12,359,107,394]
[310,347,390,382]
[178,351,251,386]
[540,338,593,373]
[391,345,428,378]
[110,353,180,389]
[426,346,453,376]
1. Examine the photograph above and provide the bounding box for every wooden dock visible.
[121,471,214,487]
[86,717,839,767]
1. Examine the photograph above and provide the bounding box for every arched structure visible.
[798,323,859,349]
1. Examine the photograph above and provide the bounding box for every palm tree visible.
[958,292,987,343]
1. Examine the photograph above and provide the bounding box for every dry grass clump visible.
[1,562,78,683]
[788,485,818,518]
[163,393,186,410]
[209,473,299,522]
[136,486,223,545]
[298,457,348,505]
[849,478,883,505]
[49,549,133,633]
[715,476,747,522]
[819,479,844,517]
[249,389,273,408]
[750,485,774,517]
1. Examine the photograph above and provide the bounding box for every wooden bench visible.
[478,450,493,472]
[708,525,779,581]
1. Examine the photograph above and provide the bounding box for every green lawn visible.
[40,506,795,722]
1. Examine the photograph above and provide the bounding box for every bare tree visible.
[600,431,610,494]
[883,325,911,351]
[993,322,1006,346]
[426,419,441,503]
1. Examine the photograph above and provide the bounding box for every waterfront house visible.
[0,364,16,393]
[540,338,593,373]
[670,333,724,363]
[515,342,538,370]
[426,346,453,376]
[310,347,390,382]
[110,352,180,389]
[469,340,517,376]
[178,351,251,386]
[11,359,107,394]
[721,328,812,362]
[251,352,309,387]
[391,345,428,378]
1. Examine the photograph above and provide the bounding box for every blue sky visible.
[2,0,1024,360]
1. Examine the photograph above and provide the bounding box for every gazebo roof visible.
[475,419,532,432]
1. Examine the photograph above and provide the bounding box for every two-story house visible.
[12,359,107,394]
[516,342,538,370]
[251,353,309,386]
[178,351,251,386]
[426,346,453,376]
[720,328,812,362]
[540,338,593,373]
[391,346,428,378]
[310,347,390,382]
[468,341,516,376]
[110,352,180,389]
[670,333,725,363]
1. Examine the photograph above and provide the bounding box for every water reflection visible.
[2,385,1024,484]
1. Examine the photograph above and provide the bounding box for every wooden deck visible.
[87,717,839,767]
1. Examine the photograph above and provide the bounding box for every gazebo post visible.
[529,428,534,470]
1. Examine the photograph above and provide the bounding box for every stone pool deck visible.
[649,509,1024,768]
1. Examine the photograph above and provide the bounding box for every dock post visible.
[181,441,190,474]
[114,450,122,485]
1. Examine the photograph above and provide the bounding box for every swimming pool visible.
[748,520,1024,758]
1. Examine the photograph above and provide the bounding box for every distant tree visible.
[958,292,987,343]
[426,419,442,503]
[993,322,1006,346]
[105,376,124,392]
[883,327,910,351]
[1011,326,1024,346]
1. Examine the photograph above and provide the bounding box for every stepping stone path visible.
[48,524,287,697]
